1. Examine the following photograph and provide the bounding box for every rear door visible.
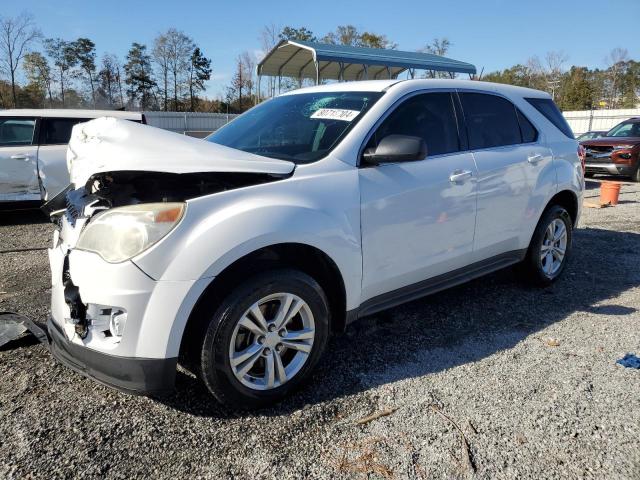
[359,91,478,302]
[458,92,551,260]
[0,116,39,202]
[37,117,90,200]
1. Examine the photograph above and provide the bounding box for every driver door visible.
[359,92,478,303]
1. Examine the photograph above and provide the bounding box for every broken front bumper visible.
[48,236,200,395]
[48,317,177,395]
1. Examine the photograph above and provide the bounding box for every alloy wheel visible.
[228,292,315,390]
[540,218,567,277]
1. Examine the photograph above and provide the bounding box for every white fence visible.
[143,111,239,137]
[563,108,640,136]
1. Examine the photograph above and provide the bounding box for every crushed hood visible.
[67,117,295,187]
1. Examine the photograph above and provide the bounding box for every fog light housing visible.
[109,310,127,337]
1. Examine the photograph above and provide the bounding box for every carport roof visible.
[257,40,477,82]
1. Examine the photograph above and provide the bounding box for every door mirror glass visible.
[362,134,428,165]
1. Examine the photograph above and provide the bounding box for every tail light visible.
[578,145,586,173]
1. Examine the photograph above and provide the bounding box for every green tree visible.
[359,32,397,49]
[72,38,97,107]
[23,51,53,106]
[322,26,397,49]
[560,67,595,110]
[124,42,155,110]
[279,26,316,42]
[98,53,122,108]
[188,46,211,111]
[44,38,77,106]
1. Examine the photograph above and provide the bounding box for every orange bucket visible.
[600,181,621,205]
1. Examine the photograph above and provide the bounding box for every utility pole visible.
[548,78,560,101]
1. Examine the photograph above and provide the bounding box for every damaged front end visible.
[46,168,289,340]
[43,117,296,394]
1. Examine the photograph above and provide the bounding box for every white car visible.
[46,80,583,408]
[0,109,143,206]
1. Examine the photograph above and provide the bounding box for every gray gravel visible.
[1,180,639,479]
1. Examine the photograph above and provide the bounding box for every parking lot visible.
[1,179,639,479]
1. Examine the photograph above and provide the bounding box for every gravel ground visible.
[1,180,639,479]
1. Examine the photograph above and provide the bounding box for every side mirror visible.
[362,134,428,165]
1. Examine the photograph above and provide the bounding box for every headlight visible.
[76,203,185,262]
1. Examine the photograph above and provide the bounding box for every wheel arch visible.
[547,189,578,227]
[178,242,349,363]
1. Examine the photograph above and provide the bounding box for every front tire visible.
[631,165,640,183]
[198,269,330,409]
[519,205,573,286]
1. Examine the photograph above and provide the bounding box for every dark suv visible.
[581,117,640,181]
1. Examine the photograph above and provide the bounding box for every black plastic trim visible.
[349,249,527,321]
[47,318,177,395]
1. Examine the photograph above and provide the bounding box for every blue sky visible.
[4,0,640,98]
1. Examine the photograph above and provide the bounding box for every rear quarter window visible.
[525,97,574,139]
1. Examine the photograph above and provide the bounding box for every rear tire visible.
[518,205,573,286]
[198,269,330,409]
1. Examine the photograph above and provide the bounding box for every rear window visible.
[460,93,522,149]
[39,118,90,145]
[525,98,574,139]
[0,117,35,146]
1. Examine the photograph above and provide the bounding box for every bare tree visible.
[544,51,568,100]
[604,47,629,108]
[0,13,41,107]
[165,29,193,111]
[420,38,453,78]
[259,23,280,98]
[152,32,171,110]
[239,51,256,100]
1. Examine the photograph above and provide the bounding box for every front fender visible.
[133,168,362,309]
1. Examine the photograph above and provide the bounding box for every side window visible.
[516,109,538,143]
[39,118,90,145]
[367,92,461,157]
[0,117,36,146]
[525,97,574,139]
[460,93,522,149]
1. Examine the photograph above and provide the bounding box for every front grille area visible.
[586,145,614,154]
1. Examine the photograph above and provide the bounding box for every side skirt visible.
[348,249,527,323]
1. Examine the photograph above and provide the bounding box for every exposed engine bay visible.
[43,169,289,222]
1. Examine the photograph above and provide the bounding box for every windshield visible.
[606,121,640,138]
[206,91,383,164]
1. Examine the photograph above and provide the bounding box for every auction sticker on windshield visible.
[311,108,361,122]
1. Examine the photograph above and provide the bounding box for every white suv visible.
[0,109,143,206]
[46,80,583,408]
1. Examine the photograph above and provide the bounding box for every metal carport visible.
[257,40,477,97]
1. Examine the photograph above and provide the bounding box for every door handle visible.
[527,154,543,164]
[449,170,473,183]
[10,154,29,161]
